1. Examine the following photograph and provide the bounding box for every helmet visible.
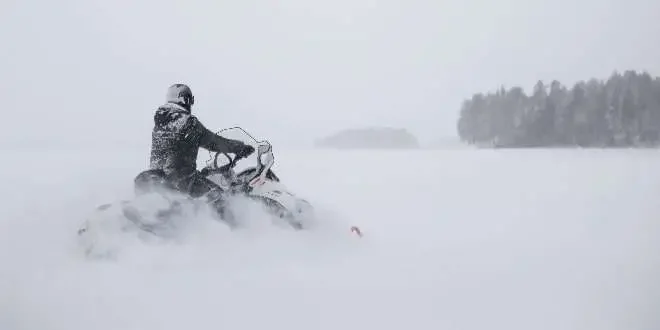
[165,83,195,108]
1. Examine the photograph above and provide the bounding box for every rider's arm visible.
[188,116,245,153]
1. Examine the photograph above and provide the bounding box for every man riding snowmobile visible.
[136,83,255,223]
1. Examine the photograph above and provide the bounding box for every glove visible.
[235,143,255,158]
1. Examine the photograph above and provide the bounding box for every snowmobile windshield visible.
[201,127,265,174]
[216,127,260,149]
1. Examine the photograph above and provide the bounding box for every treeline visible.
[457,70,660,147]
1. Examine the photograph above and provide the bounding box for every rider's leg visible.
[173,171,235,224]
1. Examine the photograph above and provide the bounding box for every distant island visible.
[315,127,419,149]
[457,70,660,148]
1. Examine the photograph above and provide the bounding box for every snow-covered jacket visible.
[149,102,244,178]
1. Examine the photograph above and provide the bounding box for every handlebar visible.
[202,141,271,176]
[214,152,241,172]
[199,152,241,177]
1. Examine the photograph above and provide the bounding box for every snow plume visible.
[0,149,366,330]
[75,192,359,262]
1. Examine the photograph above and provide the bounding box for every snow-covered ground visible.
[1,147,659,330]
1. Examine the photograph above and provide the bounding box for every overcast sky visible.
[1,0,658,148]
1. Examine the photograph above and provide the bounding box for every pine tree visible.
[456,70,660,147]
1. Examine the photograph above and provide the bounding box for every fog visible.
[2,0,659,149]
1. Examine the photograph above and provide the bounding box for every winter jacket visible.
[149,102,244,178]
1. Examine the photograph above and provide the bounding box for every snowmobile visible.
[76,127,317,247]
[197,126,315,230]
